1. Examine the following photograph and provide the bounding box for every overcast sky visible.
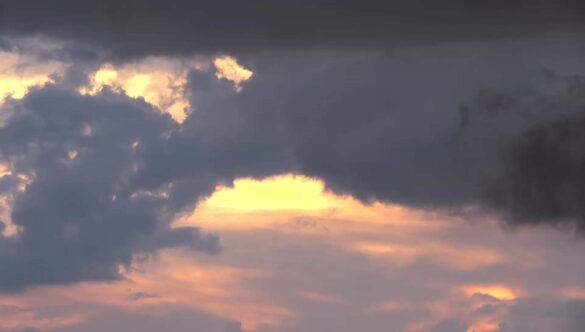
[1,1,585,332]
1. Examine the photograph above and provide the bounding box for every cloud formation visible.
[1,0,585,60]
[1,2,585,299]
[4,38,585,294]
[0,84,220,292]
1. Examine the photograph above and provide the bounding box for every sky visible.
[1,1,585,332]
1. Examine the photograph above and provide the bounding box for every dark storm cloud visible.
[179,50,517,207]
[1,0,585,59]
[2,16,585,292]
[182,47,585,230]
[0,85,220,292]
[486,113,585,231]
[456,72,585,231]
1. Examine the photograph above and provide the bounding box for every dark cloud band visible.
[1,0,585,59]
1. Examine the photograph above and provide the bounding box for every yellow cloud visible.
[0,164,10,177]
[80,57,208,123]
[460,284,520,301]
[214,56,253,92]
[0,50,65,105]
[182,173,444,232]
[81,55,253,123]
[204,175,333,212]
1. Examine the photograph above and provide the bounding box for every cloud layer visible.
[2,0,585,59]
[3,35,585,293]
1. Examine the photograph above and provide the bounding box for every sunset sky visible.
[1,1,585,332]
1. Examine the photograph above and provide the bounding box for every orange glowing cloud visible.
[0,164,9,177]
[80,55,253,123]
[204,175,333,212]
[181,174,447,232]
[79,57,205,123]
[0,300,86,331]
[347,240,502,270]
[214,56,253,92]
[562,287,585,300]
[0,249,292,331]
[0,49,66,105]
[460,284,521,301]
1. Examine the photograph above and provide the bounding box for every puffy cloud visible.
[0,39,67,105]
[79,56,212,122]
[0,84,220,292]
[214,56,253,92]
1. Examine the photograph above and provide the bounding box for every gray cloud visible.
[181,47,585,231]
[224,322,242,332]
[1,1,585,60]
[500,298,585,332]
[0,85,220,292]
[430,319,467,332]
[1,26,585,293]
[456,72,585,231]
[55,307,238,332]
[486,114,585,232]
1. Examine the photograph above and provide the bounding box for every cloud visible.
[224,321,242,332]
[3,5,585,233]
[178,43,585,231]
[0,174,583,331]
[500,298,585,332]
[0,84,220,292]
[453,71,585,231]
[79,56,212,122]
[214,56,253,93]
[1,0,585,60]
[127,291,158,301]
[485,113,585,231]
[53,307,245,332]
[0,40,67,105]
[1,26,585,294]
[430,319,467,332]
